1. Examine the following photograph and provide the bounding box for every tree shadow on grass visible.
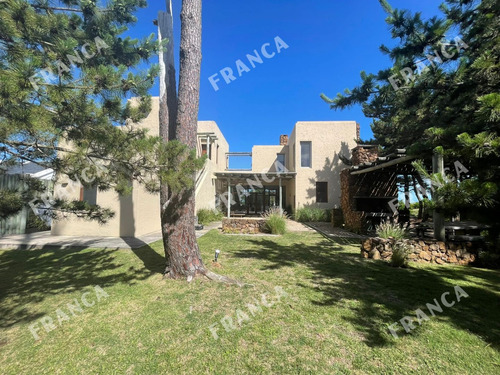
[233,235,500,349]
[0,245,154,329]
[121,237,165,274]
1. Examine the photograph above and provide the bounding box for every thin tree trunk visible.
[414,171,429,220]
[411,175,423,220]
[432,151,445,241]
[158,2,178,273]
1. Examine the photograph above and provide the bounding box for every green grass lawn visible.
[1,230,499,374]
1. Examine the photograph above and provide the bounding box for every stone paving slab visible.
[0,231,162,250]
[0,221,222,250]
[286,220,316,232]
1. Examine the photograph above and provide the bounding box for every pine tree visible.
[157,0,243,284]
[321,0,500,223]
[0,0,201,221]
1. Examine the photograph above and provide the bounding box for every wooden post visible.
[432,150,445,240]
[227,178,231,218]
[207,135,211,160]
[279,177,283,215]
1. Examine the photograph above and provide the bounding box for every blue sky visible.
[129,0,444,156]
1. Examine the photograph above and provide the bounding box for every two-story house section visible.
[51,96,358,237]
[215,121,358,217]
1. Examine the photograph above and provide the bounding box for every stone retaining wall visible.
[361,237,479,265]
[222,218,267,234]
[340,169,365,233]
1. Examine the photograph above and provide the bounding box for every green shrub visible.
[375,221,407,240]
[196,208,224,225]
[262,207,287,235]
[390,241,411,267]
[26,214,50,231]
[294,206,330,222]
[474,251,500,269]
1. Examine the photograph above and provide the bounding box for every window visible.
[276,153,285,172]
[300,141,311,167]
[201,143,212,159]
[82,186,97,205]
[316,182,328,203]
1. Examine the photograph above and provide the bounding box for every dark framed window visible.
[316,182,328,203]
[300,141,311,167]
[201,143,211,159]
[276,153,286,172]
[83,186,97,205]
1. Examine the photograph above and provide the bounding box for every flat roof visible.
[350,155,416,175]
[215,171,296,180]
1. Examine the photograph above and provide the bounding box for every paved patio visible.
[0,221,222,250]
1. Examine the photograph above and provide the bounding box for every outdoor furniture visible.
[397,208,410,229]
[365,212,394,232]
[416,222,432,237]
[445,221,489,235]
[447,235,485,242]
[445,221,490,242]
[194,216,204,231]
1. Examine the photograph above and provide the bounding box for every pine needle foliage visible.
[0,1,203,221]
[322,0,500,222]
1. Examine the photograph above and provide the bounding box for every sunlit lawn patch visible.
[0,230,499,374]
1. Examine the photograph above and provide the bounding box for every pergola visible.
[214,171,296,217]
[341,150,425,232]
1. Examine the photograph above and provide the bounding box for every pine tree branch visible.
[31,5,84,12]
[30,4,112,13]
[4,140,179,172]
[0,146,53,169]
[36,83,107,90]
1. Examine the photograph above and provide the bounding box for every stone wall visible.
[361,237,479,265]
[340,169,365,233]
[351,145,379,166]
[222,218,267,234]
[279,134,289,146]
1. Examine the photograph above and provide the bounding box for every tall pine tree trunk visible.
[159,0,204,280]
[158,0,243,285]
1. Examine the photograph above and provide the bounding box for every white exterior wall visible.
[51,98,228,237]
[292,121,358,210]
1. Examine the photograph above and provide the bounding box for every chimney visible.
[279,134,288,146]
[351,145,379,166]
